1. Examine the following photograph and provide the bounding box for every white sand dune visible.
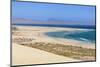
[12,43,80,66]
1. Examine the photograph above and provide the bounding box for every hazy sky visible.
[12,1,96,26]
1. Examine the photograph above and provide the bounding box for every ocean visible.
[13,24,95,29]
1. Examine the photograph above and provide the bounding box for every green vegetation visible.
[20,42,95,60]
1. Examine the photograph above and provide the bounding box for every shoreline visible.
[13,25,95,49]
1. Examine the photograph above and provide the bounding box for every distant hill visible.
[12,18,95,29]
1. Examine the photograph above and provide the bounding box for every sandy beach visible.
[12,25,95,65]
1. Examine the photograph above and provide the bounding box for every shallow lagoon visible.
[45,29,96,43]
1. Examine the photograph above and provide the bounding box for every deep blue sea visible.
[13,24,95,29]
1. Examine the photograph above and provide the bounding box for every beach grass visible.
[20,42,95,61]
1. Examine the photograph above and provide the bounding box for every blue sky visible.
[12,1,96,26]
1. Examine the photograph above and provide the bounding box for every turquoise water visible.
[46,29,96,43]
